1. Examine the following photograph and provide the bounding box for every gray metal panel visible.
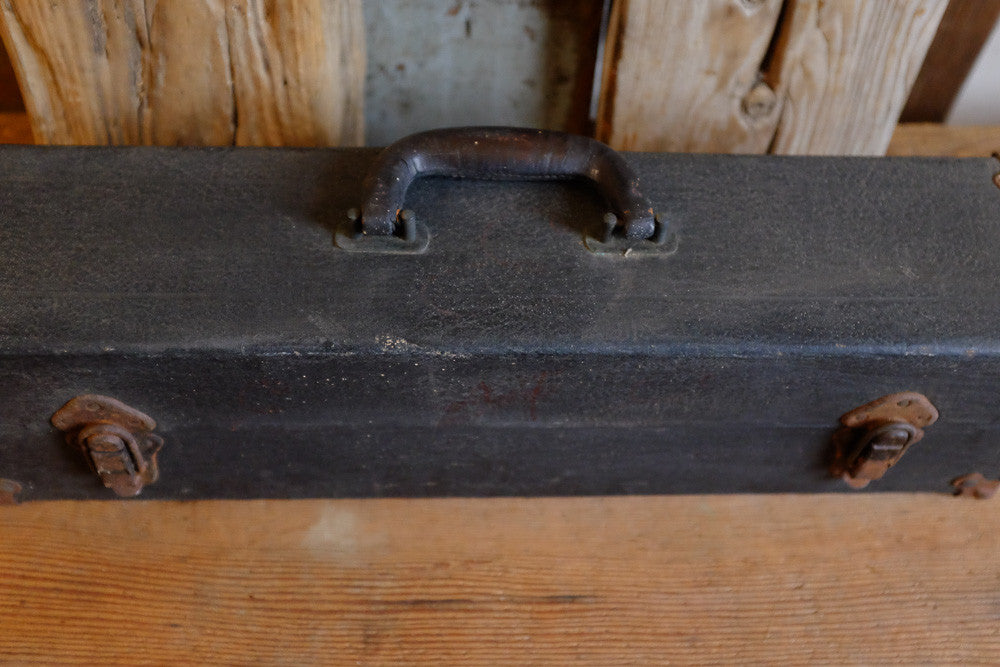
[364,0,600,145]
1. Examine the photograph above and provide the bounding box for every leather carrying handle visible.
[355,127,658,240]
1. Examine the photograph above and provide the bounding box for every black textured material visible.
[1,144,999,500]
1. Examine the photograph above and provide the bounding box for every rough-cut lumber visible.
[1,495,999,664]
[226,0,365,146]
[598,0,948,155]
[596,0,785,153]
[767,0,948,155]
[0,0,364,146]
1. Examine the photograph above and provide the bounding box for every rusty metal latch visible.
[951,472,1000,499]
[831,392,938,489]
[0,478,22,505]
[51,394,163,497]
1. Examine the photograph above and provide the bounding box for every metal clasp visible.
[951,472,1000,499]
[831,392,938,488]
[51,394,163,497]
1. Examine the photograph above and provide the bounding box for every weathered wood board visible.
[598,0,949,155]
[596,0,785,153]
[1,494,999,664]
[887,123,1000,157]
[0,0,966,155]
[768,0,949,154]
[0,0,365,146]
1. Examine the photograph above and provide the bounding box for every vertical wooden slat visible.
[899,0,1000,123]
[141,0,235,146]
[226,0,365,146]
[0,0,135,144]
[767,0,948,155]
[596,0,785,153]
[0,0,364,146]
[597,0,948,155]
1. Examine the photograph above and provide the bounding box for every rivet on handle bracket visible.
[830,392,938,489]
[51,394,163,497]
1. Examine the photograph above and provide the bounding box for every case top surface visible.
[1,147,998,356]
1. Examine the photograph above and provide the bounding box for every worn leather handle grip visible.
[357,127,658,240]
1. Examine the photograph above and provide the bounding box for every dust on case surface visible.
[0,144,999,499]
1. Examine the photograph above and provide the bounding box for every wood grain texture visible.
[226,0,365,146]
[889,122,1000,156]
[900,0,1000,122]
[596,0,785,153]
[598,0,948,155]
[0,0,364,146]
[767,0,948,155]
[1,494,999,664]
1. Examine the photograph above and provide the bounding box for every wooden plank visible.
[364,0,603,146]
[889,122,1000,156]
[14,114,1000,158]
[598,0,948,155]
[767,0,948,155]
[226,0,365,146]
[0,109,29,142]
[595,0,785,153]
[900,0,1000,122]
[1,494,999,664]
[0,0,364,146]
